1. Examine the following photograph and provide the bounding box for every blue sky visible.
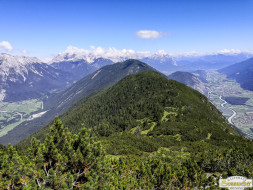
[1,0,253,58]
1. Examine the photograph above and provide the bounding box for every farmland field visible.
[0,99,43,137]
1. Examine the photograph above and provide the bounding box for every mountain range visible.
[1,50,253,144]
[52,48,253,73]
[174,52,253,71]
[1,50,252,102]
[0,54,75,101]
[0,54,115,101]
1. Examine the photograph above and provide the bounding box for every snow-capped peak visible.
[50,46,151,63]
[149,49,172,59]
[49,46,253,67]
[0,53,43,82]
[0,53,42,67]
[147,50,177,66]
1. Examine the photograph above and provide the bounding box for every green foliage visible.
[1,118,253,189]
[0,118,106,189]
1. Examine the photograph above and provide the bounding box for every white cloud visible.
[136,30,171,39]
[22,49,28,54]
[0,41,13,52]
[136,30,162,39]
[218,49,243,54]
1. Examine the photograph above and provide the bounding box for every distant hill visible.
[219,57,253,91]
[168,71,207,95]
[174,53,253,71]
[191,70,208,83]
[0,59,158,145]
[51,58,114,81]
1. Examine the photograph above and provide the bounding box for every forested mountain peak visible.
[22,71,242,151]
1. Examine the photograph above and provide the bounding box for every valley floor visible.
[0,99,43,137]
[206,71,253,138]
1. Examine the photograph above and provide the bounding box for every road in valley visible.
[219,95,236,125]
[0,111,23,121]
[218,95,253,139]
